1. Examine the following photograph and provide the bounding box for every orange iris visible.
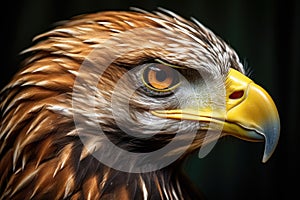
[143,64,179,91]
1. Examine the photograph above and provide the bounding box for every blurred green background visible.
[1,0,299,199]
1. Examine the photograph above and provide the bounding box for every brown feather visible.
[0,9,244,199]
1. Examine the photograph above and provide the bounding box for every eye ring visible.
[142,63,180,92]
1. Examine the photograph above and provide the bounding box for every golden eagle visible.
[0,8,280,199]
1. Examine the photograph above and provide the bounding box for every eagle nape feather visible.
[0,8,280,200]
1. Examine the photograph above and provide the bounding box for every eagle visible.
[0,8,280,200]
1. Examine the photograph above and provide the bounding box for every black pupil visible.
[156,69,167,82]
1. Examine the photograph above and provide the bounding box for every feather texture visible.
[0,9,244,199]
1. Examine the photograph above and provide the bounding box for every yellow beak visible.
[151,68,280,162]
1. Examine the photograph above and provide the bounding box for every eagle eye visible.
[142,63,180,92]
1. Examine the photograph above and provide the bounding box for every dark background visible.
[1,0,299,199]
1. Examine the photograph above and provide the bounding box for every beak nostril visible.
[229,90,244,99]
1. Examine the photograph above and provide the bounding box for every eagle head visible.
[0,8,280,199]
